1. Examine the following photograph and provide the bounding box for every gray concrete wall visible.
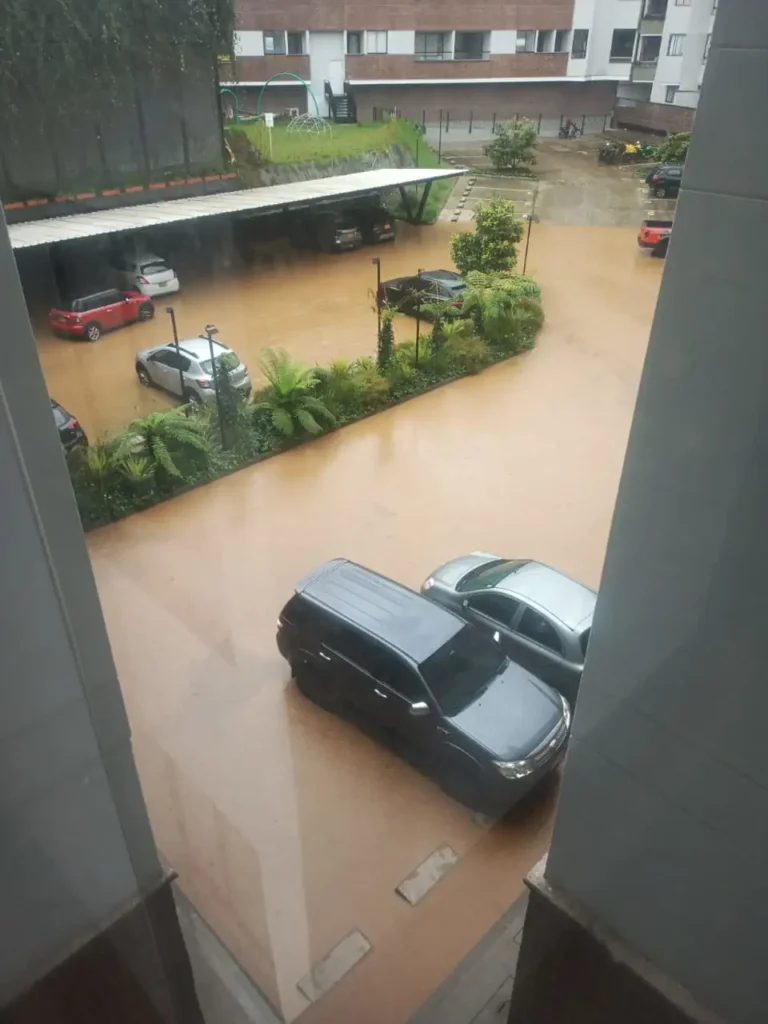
[0,204,163,1003]
[545,3,768,1023]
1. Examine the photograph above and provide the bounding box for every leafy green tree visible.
[117,409,210,480]
[654,131,691,165]
[450,197,524,277]
[484,119,538,172]
[210,353,250,449]
[377,310,396,370]
[253,348,336,437]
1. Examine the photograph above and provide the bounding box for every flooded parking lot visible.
[67,205,663,1022]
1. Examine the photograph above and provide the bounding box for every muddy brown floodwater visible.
[68,221,661,1023]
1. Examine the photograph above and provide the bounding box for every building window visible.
[704,33,711,59]
[638,35,661,62]
[516,30,537,54]
[675,0,691,5]
[645,0,668,17]
[263,31,286,56]
[554,30,571,53]
[346,31,362,55]
[667,33,685,55]
[536,30,554,53]
[415,32,450,61]
[366,30,387,54]
[610,29,636,61]
[454,31,488,61]
[665,85,679,103]
[286,32,305,55]
[571,29,589,59]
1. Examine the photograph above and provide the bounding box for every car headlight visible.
[493,758,537,780]
[422,576,436,591]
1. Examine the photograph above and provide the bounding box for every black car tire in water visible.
[85,321,102,341]
[136,364,152,386]
[294,662,341,712]
[654,185,668,198]
[139,302,154,320]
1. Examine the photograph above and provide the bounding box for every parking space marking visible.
[471,186,533,195]
[297,930,372,1003]
[396,844,459,905]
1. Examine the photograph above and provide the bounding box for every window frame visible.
[609,28,636,62]
[414,31,450,61]
[286,31,305,56]
[263,31,287,56]
[454,30,488,61]
[554,29,571,53]
[675,0,692,6]
[667,33,685,56]
[515,30,537,54]
[571,29,589,59]
[514,606,563,655]
[467,592,520,628]
[664,84,679,103]
[346,30,363,55]
[703,33,711,60]
[638,34,662,63]
[366,30,388,55]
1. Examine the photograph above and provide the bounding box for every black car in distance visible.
[378,269,466,320]
[277,559,570,811]
[51,399,87,452]
[646,164,683,198]
[345,201,396,244]
[289,209,363,253]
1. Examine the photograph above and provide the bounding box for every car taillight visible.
[452,300,463,307]
[139,276,149,284]
[197,379,212,389]
[71,419,80,429]
[384,223,391,230]
[652,174,660,182]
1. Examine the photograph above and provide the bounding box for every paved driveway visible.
[84,220,662,1022]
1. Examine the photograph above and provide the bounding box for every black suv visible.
[646,164,683,198]
[277,559,570,810]
[378,270,466,320]
[289,210,363,253]
[51,399,87,452]
[345,201,396,244]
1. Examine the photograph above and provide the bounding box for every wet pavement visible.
[73,207,663,1023]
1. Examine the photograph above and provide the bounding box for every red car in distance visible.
[49,288,154,341]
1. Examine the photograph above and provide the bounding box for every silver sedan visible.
[421,555,596,706]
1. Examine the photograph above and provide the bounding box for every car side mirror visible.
[409,701,431,717]
[462,599,469,609]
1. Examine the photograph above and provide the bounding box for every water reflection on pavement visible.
[79,223,661,1022]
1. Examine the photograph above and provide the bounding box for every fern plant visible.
[117,410,210,479]
[252,349,336,437]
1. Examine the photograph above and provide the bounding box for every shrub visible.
[349,361,391,410]
[377,310,396,370]
[116,409,211,482]
[484,119,538,173]
[451,197,524,277]
[314,358,360,413]
[446,335,492,375]
[655,131,690,165]
[252,348,336,437]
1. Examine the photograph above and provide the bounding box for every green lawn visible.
[227,118,452,222]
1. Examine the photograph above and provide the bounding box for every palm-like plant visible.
[117,454,154,487]
[117,410,210,478]
[253,348,336,437]
[314,358,358,411]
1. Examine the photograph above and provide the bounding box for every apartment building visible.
[615,0,716,132]
[225,1,649,124]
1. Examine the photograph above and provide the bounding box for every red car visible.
[49,288,154,341]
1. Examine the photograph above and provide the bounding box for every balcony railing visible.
[414,51,452,61]
[453,49,490,61]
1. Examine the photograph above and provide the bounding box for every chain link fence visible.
[372,107,611,145]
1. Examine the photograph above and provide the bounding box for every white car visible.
[112,252,180,297]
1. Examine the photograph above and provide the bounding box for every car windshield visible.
[420,626,507,717]
[199,350,240,375]
[456,559,529,592]
[51,403,68,427]
[140,261,168,274]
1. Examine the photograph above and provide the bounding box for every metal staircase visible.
[324,81,357,124]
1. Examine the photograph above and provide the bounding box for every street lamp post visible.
[165,306,185,401]
[522,188,539,276]
[372,256,381,349]
[204,323,227,449]
[415,268,423,366]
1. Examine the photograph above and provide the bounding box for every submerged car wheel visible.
[138,302,154,321]
[85,322,102,341]
[136,364,152,386]
[654,185,668,198]
[294,662,341,712]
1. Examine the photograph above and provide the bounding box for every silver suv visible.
[135,336,251,406]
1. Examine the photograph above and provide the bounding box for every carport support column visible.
[508,5,768,1024]
[414,181,433,225]
[398,185,415,222]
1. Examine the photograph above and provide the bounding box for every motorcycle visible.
[559,121,581,139]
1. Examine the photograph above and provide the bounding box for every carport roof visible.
[7,167,462,250]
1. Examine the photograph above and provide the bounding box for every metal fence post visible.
[581,114,586,134]
[446,110,450,133]
[438,109,443,161]
[492,111,496,133]
[469,110,473,134]
[422,109,426,131]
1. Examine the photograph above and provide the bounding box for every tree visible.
[253,348,336,437]
[655,131,691,165]
[211,352,250,448]
[484,119,538,173]
[377,310,396,370]
[451,197,524,276]
[117,409,210,480]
